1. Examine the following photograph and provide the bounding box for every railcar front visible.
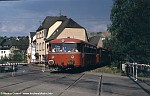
[48,38,83,70]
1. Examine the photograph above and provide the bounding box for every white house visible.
[27,32,36,63]
[0,48,11,60]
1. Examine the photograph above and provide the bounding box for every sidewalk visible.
[88,71,150,95]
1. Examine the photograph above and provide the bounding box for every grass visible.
[90,66,121,75]
[92,66,150,78]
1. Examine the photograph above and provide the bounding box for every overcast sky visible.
[0,0,113,36]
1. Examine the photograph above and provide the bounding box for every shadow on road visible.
[138,79,150,87]
[128,75,150,95]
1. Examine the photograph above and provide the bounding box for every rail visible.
[97,75,103,96]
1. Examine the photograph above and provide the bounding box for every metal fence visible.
[122,62,150,84]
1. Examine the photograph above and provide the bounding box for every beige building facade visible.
[57,28,87,41]
[36,29,47,62]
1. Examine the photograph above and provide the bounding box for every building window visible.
[39,43,41,51]
[40,32,42,38]
[42,31,44,37]
[42,42,44,51]
[47,44,49,49]
[36,43,38,51]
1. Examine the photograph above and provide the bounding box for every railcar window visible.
[64,43,81,52]
[51,43,62,52]
[51,43,81,52]
[83,44,96,53]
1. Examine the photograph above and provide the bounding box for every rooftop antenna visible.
[59,10,62,16]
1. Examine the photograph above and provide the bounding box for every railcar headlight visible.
[48,60,54,65]
[51,56,55,59]
[71,55,74,59]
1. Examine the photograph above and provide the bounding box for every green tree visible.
[16,36,29,62]
[107,0,150,63]
[12,50,23,62]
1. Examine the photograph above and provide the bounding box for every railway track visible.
[10,73,73,96]
[0,70,74,95]
[1,65,148,96]
[0,65,102,96]
[0,69,43,80]
[0,72,86,96]
[97,75,103,96]
[57,73,85,96]
[0,72,50,89]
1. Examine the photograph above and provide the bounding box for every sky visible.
[0,0,113,36]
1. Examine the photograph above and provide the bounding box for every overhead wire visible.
[0,17,110,22]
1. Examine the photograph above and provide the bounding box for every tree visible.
[12,50,23,62]
[16,36,29,62]
[107,0,150,63]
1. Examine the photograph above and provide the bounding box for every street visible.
[0,65,149,96]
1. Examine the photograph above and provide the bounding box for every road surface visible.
[0,65,149,96]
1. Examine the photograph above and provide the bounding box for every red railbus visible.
[47,38,97,70]
[97,47,111,65]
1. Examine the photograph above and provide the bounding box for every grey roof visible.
[0,36,29,51]
[0,47,11,50]
[89,36,101,46]
[30,32,36,41]
[30,32,36,38]
[0,39,3,44]
[2,39,17,46]
[65,18,83,28]
[37,16,84,42]
[0,38,5,45]
[36,16,68,31]
[0,39,17,50]
[46,18,84,41]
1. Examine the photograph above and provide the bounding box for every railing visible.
[0,62,28,66]
[122,62,150,82]
[0,62,28,76]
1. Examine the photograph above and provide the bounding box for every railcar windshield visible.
[51,43,81,53]
[51,43,62,52]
